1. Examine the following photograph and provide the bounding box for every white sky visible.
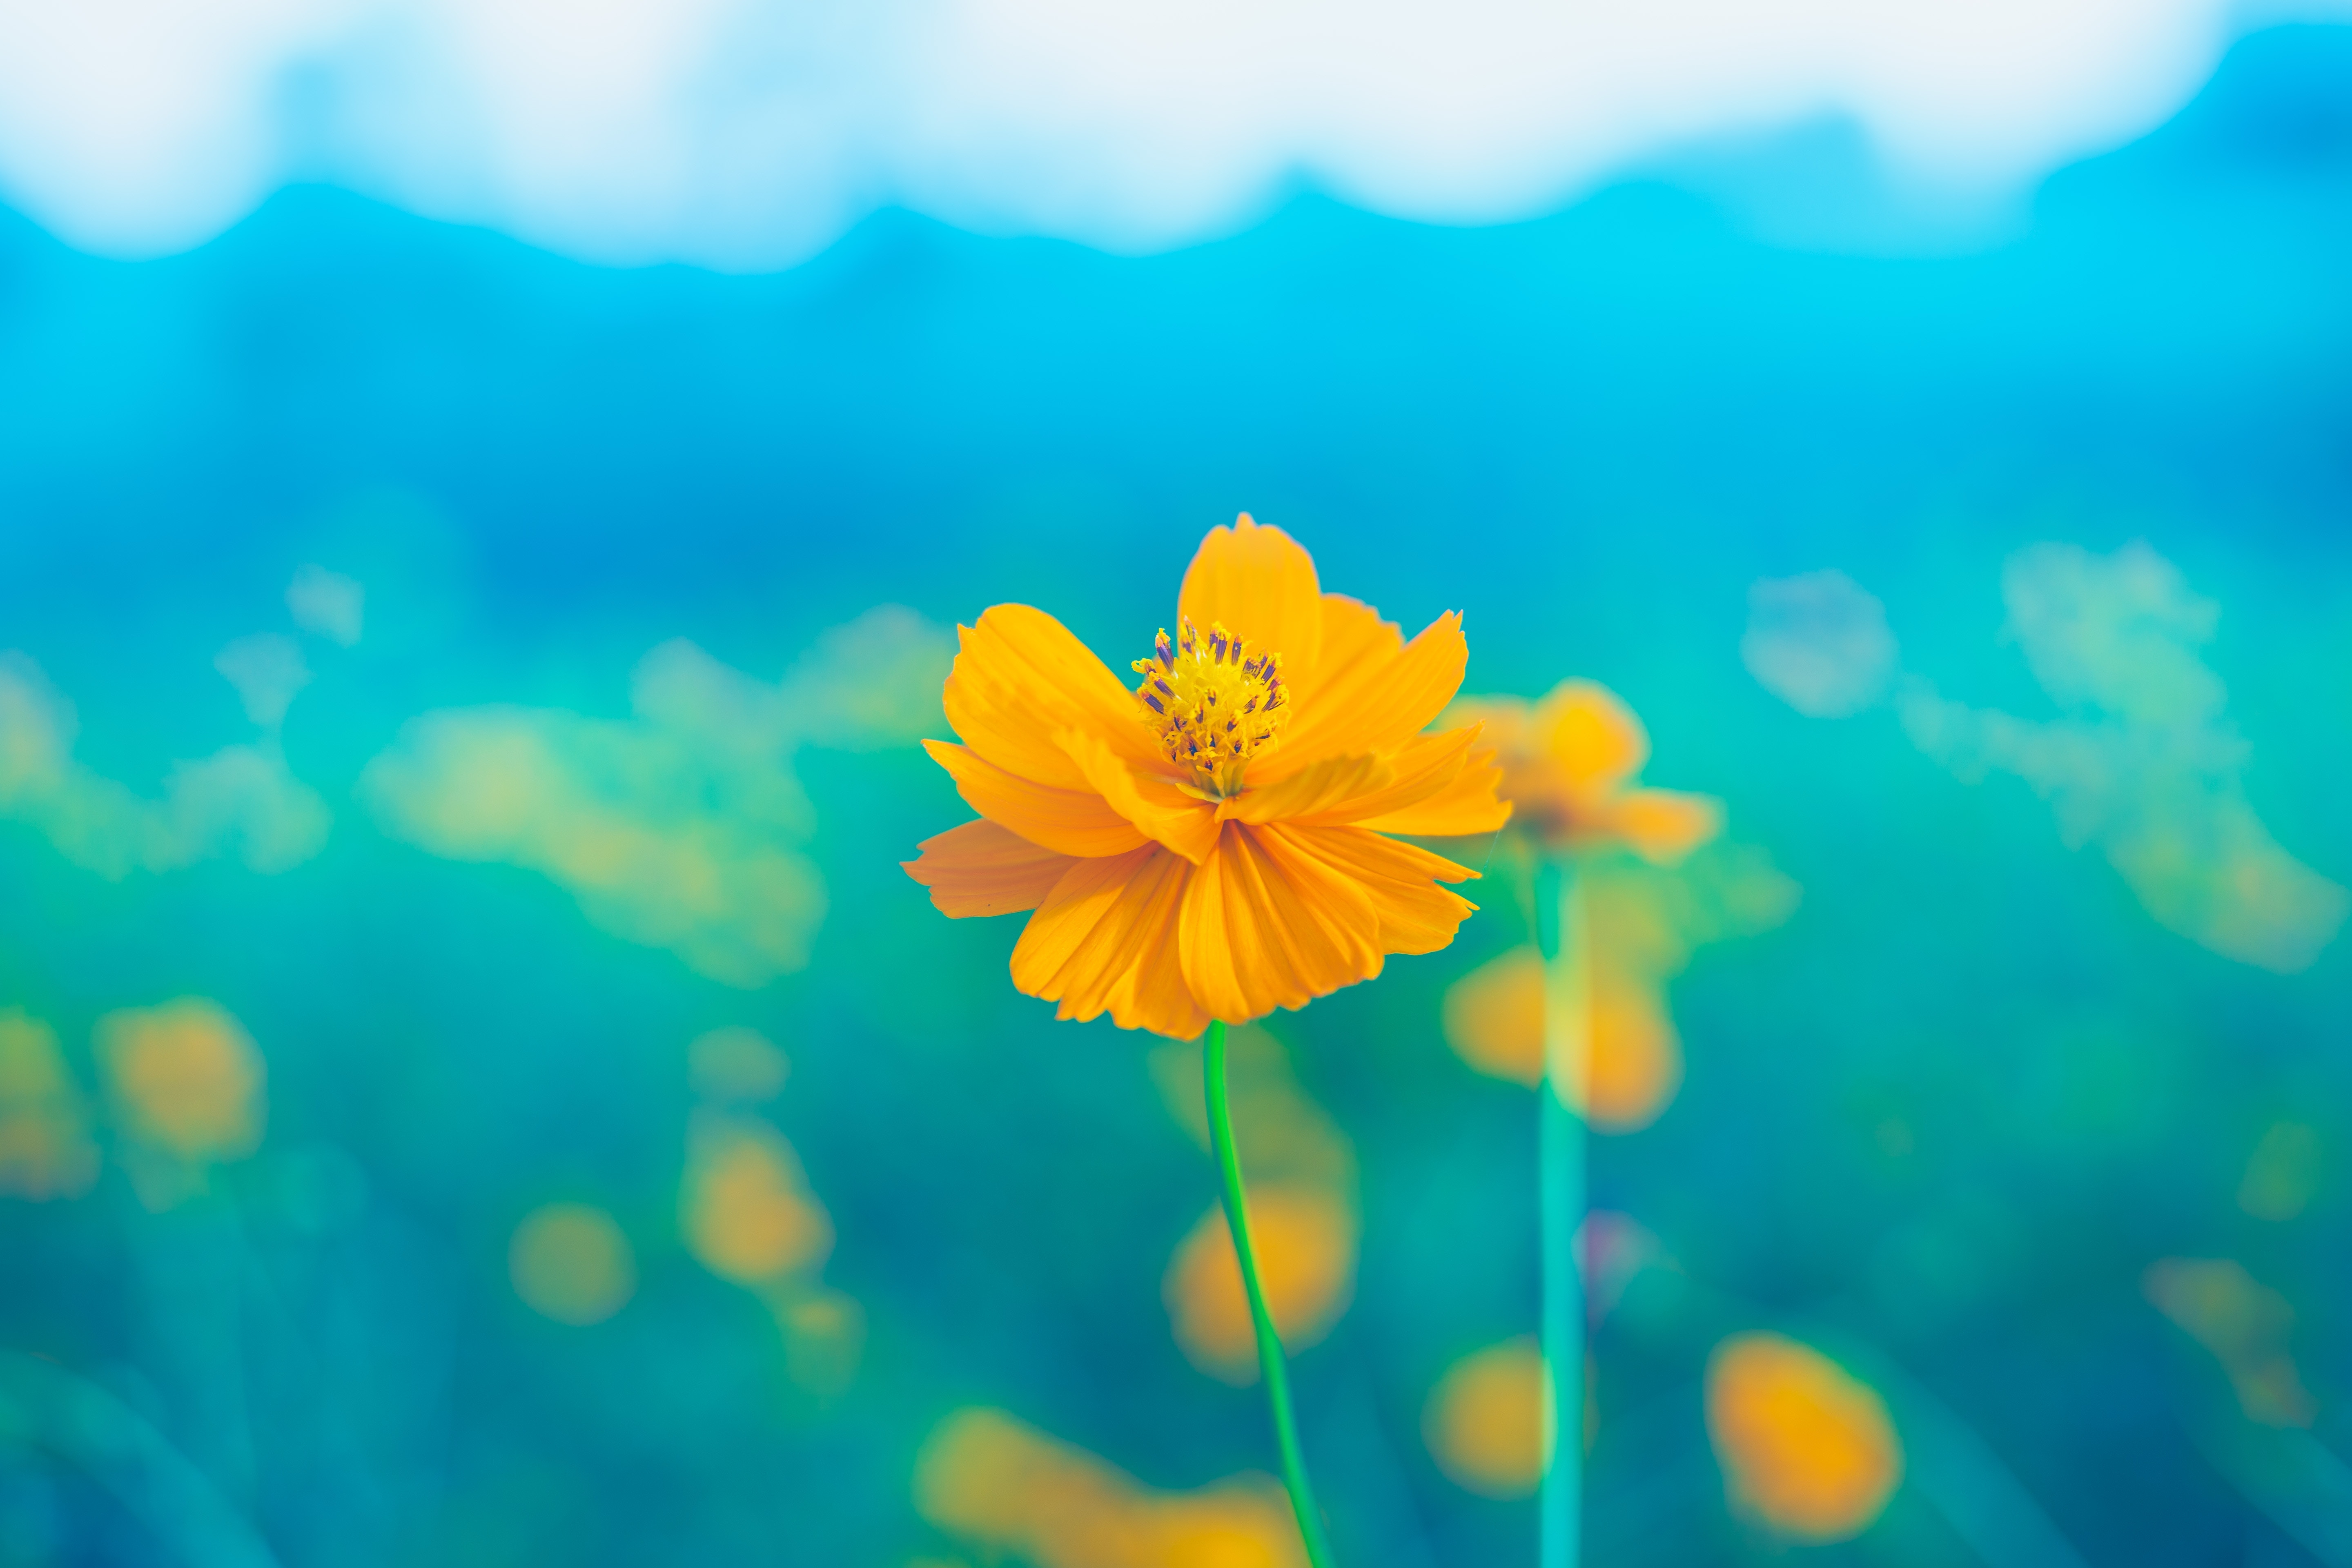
[0,0,2336,269]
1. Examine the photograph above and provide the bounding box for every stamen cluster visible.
[1131,617,1290,795]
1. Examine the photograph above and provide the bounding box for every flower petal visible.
[1101,869,1212,1040]
[1219,753,1393,826]
[1292,593,1404,713]
[945,604,1170,786]
[1258,823,1479,956]
[1178,515,1324,680]
[1277,724,1494,829]
[922,739,1149,858]
[1009,844,1152,1007]
[942,626,1083,791]
[1352,731,1513,837]
[1010,845,1208,1037]
[1059,727,1221,864]
[1440,694,1561,821]
[1179,822,1381,1023]
[1262,611,1469,779]
[902,818,1079,917]
[1599,788,1723,865]
[1535,678,1649,795]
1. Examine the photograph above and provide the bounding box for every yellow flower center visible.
[1131,617,1290,797]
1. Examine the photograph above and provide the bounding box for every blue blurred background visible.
[1,9,2350,1566]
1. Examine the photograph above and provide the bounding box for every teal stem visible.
[1205,1018,1339,1568]
[1535,858,1586,1568]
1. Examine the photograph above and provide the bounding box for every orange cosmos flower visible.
[1449,679,1718,863]
[1705,1332,1903,1542]
[904,515,1510,1039]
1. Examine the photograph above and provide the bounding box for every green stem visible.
[1204,1019,1338,1568]
[1536,858,1586,1568]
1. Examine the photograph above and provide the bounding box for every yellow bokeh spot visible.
[361,608,950,989]
[914,1407,1306,1568]
[1146,1027,1356,1192]
[510,1203,637,1325]
[1705,1332,1903,1542]
[688,1027,790,1104]
[1423,1336,1551,1498]
[773,1285,866,1399]
[2143,1257,2316,1428]
[682,1112,833,1286]
[95,998,265,1163]
[1438,948,1684,1131]
[1440,947,1546,1087]
[1585,982,1683,1132]
[2237,1122,2321,1223]
[1147,1025,1361,1382]
[0,1009,98,1201]
[1164,1185,1356,1384]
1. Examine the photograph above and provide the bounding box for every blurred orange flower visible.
[0,1010,98,1201]
[2143,1256,2316,1428]
[1705,1332,1903,1542]
[95,998,266,1164]
[1165,1184,1358,1383]
[681,1111,833,1287]
[906,514,1509,1038]
[509,1202,637,1326]
[1422,1336,1552,1498]
[1441,947,1683,1129]
[1145,1025,1361,1382]
[916,1407,1306,1568]
[1451,679,1718,862]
